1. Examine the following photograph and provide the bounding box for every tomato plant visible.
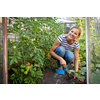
[7,17,63,84]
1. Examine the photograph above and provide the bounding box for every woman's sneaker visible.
[56,68,65,74]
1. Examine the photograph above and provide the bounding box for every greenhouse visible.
[0,17,100,84]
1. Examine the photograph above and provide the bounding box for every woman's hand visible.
[74,73,84,82]
[59,58,67,69]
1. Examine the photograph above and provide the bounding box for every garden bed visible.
[40,64,86,84]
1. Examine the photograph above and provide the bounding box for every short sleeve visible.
[57,35,64,43]
[73,40,80,49]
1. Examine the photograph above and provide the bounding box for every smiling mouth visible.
[69,35,73,39]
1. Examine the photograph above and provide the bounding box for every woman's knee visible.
[55,46,65,57]
[65,51,74,63]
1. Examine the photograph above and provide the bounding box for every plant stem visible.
[22,43,25,64]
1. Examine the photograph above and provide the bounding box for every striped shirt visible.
[57,35,80,50]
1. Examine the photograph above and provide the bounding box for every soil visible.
[40,63,86,84]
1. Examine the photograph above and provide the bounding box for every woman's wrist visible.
[75,67,78,71]
[58,57,63,61]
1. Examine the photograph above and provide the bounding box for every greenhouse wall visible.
[90,17,100,84]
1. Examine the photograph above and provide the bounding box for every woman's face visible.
[68,28,80,40]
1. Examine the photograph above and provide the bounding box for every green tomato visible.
[13,46,16,49]
[32,38,35,41]
[23,35,25,37]
[11,40,14,43]
[26,66,30,70]
[20,22,23,25]
[24,71,28,75]
[21,69,24,72]
[20,65,25,68]
[27,43,29,45]
[27,37,29,40]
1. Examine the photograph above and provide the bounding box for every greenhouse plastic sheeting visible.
[90,17,100,84]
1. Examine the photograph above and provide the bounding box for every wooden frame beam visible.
[3,17,8,84]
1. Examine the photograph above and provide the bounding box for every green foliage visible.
[75,17,100,83]
[91,71,100,84]
[7,17,90,83]
[7,17,63,84]
[79,61,86,67]
[89,17,100,83]
[9,64,43,84]
[69,67,86,81]
[72,17,86,67]
[90,33,100,64]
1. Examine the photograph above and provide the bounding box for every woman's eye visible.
[75,33,77,35]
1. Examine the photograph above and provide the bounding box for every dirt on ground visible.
[41,64,86,84]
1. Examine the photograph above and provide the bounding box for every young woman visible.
[50,26,83,81]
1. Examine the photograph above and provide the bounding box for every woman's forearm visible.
[74,47,80,71]
[74,59,78,71]
[50,51,62,61]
